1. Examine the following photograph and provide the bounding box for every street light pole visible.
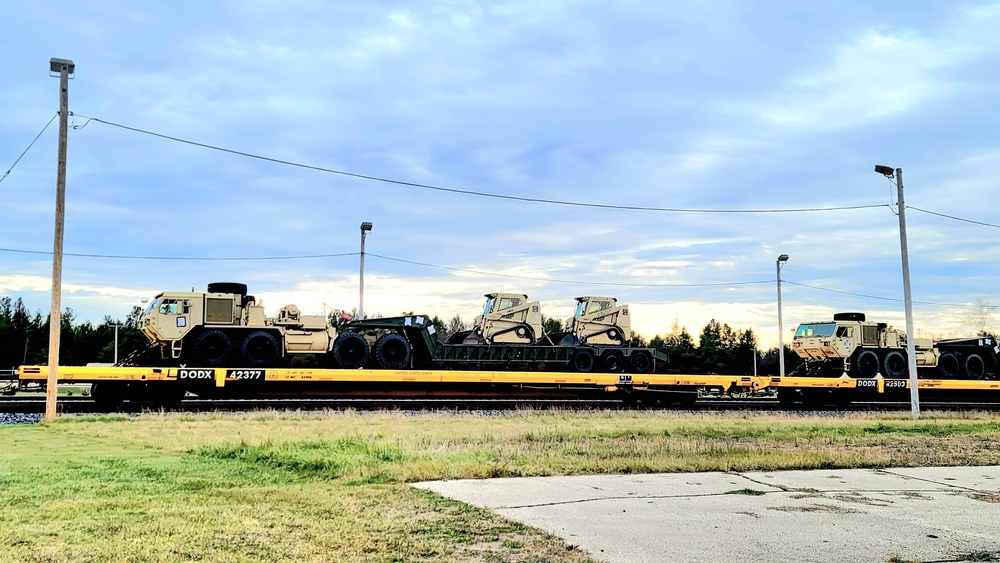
[359,222,373,319]
[776,254,789,377]
[113,323,121,364]
[45,57,74,423]
[875,165,920,418]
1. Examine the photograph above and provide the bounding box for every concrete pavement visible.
[415,466,1000,563]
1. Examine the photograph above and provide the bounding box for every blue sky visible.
[2,1,999,348]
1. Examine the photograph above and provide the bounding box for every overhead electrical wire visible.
[783,280,969,307]
[0,247,359,261]
[367,253,772,287]
[907,206,1000,229]
[74,114,888,214]
[0,113,58,185]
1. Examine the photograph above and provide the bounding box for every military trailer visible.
[791,312,999,379]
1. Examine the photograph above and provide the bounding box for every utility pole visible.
[45,57,74,422]
[876,165,920,418]
[113,323,121,364]
[776,254,789,377]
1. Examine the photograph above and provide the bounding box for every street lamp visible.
[359,222,373,319]
[776,254,789,377]
[875,164,920,418]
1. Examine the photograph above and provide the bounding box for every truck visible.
[791,312,999,379]
[138,282,336,367]
[134,284,665,374]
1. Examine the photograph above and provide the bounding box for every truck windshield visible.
[574,302,585,318]
[144,297,161,314]
[795,323,836,338]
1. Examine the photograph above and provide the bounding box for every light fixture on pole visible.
[359,221,373,319]
[45,57,74,423]
[776,253,789,377]
[875,164,920,419]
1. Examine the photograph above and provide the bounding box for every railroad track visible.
[4,395,1000,415]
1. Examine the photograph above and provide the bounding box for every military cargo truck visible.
[138,282,336,367]
[791,312,999,379]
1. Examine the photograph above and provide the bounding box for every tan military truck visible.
[139,282,338,367]
[792,312,998,379]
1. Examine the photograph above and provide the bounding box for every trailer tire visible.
[601,351,624,372]
[938,352,961,379]
[883,350,908,379]
[375,333,411,369]
[965,353,987,380]
[192,330,233,367]
[855,349,880,378]
[629,351,653,374]
[242,331,280,367]
[333,332,369,369]
[571,349,596,373]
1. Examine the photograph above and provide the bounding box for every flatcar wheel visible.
[628,351,653,374]
[601,351,624,373]
[333,332,369,369]
[375,333,411,369]
[938,352,961,379]
[571,349,596,373]
[965,353,987,380]
[882,350,907,379]
[90,382,126,411]
[242,331,280,367]
[855,349,880,378]
[192,330,233,367]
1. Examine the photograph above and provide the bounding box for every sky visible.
[2,1,1000,349]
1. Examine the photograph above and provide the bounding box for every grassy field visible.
[2,410,1000,562]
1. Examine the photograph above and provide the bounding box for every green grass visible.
[1,410,1000,561]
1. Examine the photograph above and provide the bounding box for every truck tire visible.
[375,333,411,369]
[333,332,369,369]
[601,351,624,372]
[192,330,233,367]
[854,349,880,378]
[965,353,987,380]
[571,349,596,373]
[242,331,280,367]
[628,351,653,374]
[883,350,907,379]
[938,352,961,379]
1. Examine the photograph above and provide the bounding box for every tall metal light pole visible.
[359,222,373,319]
[45,57,74,422]
[776,254,789,377]
[113,323,121,364]
[875,165,920,418]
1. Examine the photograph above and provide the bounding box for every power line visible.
[76,114,889,214]
[368,253,772,287]
[783,280,969,307]
[1,113,58,185]
[907,206,1000,229]
[0,247,359,261]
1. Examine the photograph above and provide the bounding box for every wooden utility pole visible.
[45,57,74,422]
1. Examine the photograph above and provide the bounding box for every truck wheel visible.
[241,331,280,367]
[965,353,987,380]
[601,351,624,372]
[629,351,653,374]
[375,333,411,369]
[938,352,961,378]
[855,350,880,378]
[883,350,907,378]
[192,330,233,367]
[333,332,369,369]
[571,350,596,373]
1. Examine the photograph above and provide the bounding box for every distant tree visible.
[430,315,447,339]
[541,315,563,335]
[961,298,999,339]
[447,314,470,337]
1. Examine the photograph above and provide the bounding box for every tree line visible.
[3,297,799,375]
